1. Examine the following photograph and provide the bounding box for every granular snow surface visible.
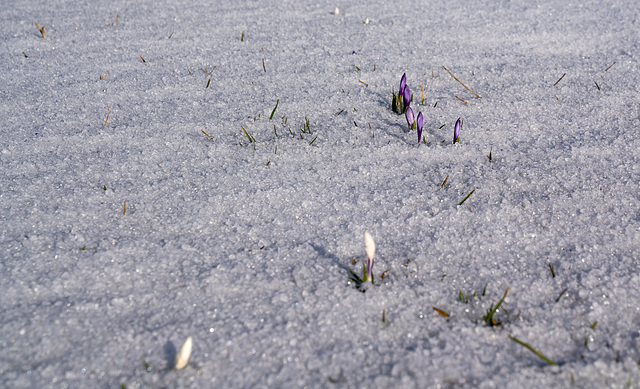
[1,0,639,387]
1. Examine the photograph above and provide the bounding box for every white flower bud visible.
[174,336,193,370]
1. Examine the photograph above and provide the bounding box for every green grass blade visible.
[269,99,279,120]
[458,188,476,206]
[555,287,568,302]
[508,335,556,366]
[242,127,254,143]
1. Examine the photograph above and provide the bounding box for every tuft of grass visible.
[458,289,470,304]
[483,287,509,326]
[139,55,146,63]
[441,175,449,188]
[605,61,616,71]
[142,358,151,372]
[241,126,255,143]
[327,369,346,383]
[269,99,279,120]
[35,23,45,38]
[382,310,386,323]
[358,79,368,86]
[308,136,317,146]
[240,31,244,41]
[487,146,492,162]
[548,263,555,278]
[482,283,488,296]
[508,335,556,365]
[205,78,211,88]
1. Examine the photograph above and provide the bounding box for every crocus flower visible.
[416,112,423,144]
[364,231,375,282]
[399,73,407,97]
[453,118,461,143]
[403,85,411,110]
[405,107,414,130]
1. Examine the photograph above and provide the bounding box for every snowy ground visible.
[1,0,640,387]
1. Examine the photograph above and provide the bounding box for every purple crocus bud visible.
[416,112,423,144]
[399,73,407,96]
[403,85,411,109]
[364,231,375,282]
[453,118,461,143]
[405,107,414,130]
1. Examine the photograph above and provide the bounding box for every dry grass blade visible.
[553,73,566,86]
[443,66,480,98]
[201,130,213,140]
[455,96,467,104]
[104,104,110,126]
[35,23,45,38]
[433,307,450,317]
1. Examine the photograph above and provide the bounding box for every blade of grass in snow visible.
[443,66,481,98]
[269,99,279,120]
[555,287,568,302]
[508,335,556,366]
[241,126,255,143]
[458,188,476,206]
[433,307,450,317]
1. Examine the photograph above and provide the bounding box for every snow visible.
[1,0,639,387]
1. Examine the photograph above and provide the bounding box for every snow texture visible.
[1,0,640,387]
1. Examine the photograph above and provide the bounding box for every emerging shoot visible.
[174,336,193,370]
[364,230,375,282]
